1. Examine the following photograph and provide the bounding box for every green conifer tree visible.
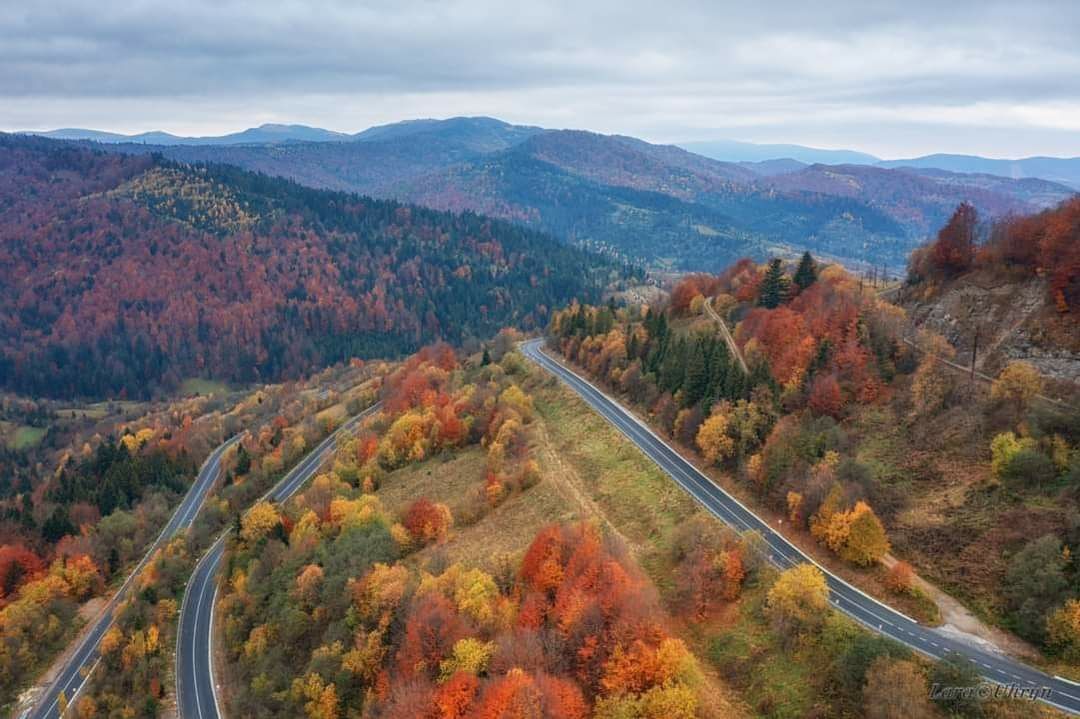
[759,258,789,309]
[793,251,818,291]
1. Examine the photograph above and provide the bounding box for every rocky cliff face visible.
[901,272,1080,385]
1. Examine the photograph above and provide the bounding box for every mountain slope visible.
[767,163,1075,237]
[23,123,352,146]
[391,132,927,269]
[0,134,618,398]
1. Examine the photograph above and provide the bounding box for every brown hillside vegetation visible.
[905,200,1080,390]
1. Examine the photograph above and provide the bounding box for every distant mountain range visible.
[18,117,1078,270]
[23,123,353,146]
[877,154,1080,191]
[680,139,880,165]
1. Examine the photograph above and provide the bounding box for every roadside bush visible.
[1000,449,1057,487]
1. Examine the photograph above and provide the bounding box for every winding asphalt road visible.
[177,403,381,719]
[521,338,1080,716]
[23,434,243,719]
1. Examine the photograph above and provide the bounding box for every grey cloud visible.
[2,0,1079,157]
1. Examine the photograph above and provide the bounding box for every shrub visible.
[1000,449,1057,487]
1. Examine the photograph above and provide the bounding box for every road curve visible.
[521,338,1080,716]
[24,434,243,719]
[177,403,381,719]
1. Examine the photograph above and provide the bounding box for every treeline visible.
[909,198,1079,314]
[552,301,771,413]
[49,438,194,524]
[0,134,627,399]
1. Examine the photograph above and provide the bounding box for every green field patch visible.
[8,425,46,450]
[181,377,231,396]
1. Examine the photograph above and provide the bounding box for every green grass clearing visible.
[181,377,231,396]
[7,425,46,449]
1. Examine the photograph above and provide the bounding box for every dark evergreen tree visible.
[759,258,788,309]
[682,339,710,407]
[659,337,688,394]
[793,251,818,291]
[481,348,492,366]
[705,340,732,406]
[42,506,75,542]
[235,444,252,475]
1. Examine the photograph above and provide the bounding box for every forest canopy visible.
[0,135,626,399]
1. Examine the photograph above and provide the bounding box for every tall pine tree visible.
[792,251,818,291]
[682,339,710,407]
[759,258,789,309]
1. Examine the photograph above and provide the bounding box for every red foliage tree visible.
[807,373,844,418]
[434,671,478,719]
[396,594,470,678]
[738,307,814,386]
[930,202,978,277]
[403,498,451,545]
[668,274,721,315]
[0,544,45,602]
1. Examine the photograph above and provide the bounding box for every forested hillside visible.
[0,135,621,399]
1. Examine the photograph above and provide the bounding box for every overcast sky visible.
[3,0,1079,158]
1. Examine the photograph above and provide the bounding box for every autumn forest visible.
[0,123,1078,719]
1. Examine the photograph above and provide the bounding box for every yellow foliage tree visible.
[353,563,410,623]
[291,672,339,719]
[438,637,495,681]
[120,427,156,452]
[696,413,735,465]
[786,491,804,524]
[121,630,146,671]
[990,432,1035,479]
[765,564,829,638]
[498,384,534,422]
[100,625,123,656]
[419,564,502,628]
[840,502,890,566]
[1048,599,1080,661]
[991,361,1043,414]
[341,627,388,682]
[241,502,281,543]
[244,624,271,659]
[862,657,935,719]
